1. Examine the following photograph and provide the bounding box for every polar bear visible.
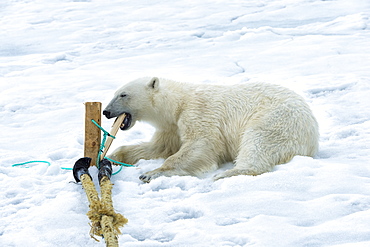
[103,77,319,182]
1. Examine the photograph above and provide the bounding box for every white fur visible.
[104,77,319,182]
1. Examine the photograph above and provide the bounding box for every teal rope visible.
[91,119,135,171]
[105,156,134,167]
[12,161,126,174]
[12,160,75,170]
[12,160,73,170]
[112,165,123,176]
[91,119,115,167]
[12,121,134,175]
[91,119,113,138]
[61,167,73,170]
[12,160,51,168]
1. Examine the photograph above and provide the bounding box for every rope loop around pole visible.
[91,119,116,139]
[91,119,134,171]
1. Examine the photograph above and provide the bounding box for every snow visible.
[1,0,370,246]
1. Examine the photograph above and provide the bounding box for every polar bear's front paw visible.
[139,170,163,183]
[139,174,153,183]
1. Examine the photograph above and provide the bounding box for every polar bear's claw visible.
[139,174,151,183]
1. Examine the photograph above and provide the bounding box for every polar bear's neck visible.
[146,79,189,129]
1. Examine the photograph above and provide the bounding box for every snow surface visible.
[1,0,370,246]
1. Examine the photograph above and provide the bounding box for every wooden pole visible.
[84,102,102,167]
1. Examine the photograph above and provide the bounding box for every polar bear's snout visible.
[102,107,122,119]
[103,109,133,130]
[103,110,113,119]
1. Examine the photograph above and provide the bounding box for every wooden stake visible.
[84,102,102,167]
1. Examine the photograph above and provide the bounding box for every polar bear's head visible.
[103,77,159,130]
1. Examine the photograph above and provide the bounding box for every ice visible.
[1,0,370,246]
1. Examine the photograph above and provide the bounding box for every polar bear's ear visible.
[148,77,159,90]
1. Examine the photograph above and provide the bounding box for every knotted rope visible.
[80,173,128,245]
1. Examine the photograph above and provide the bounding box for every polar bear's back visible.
[183,82,313,124]
[175,81,319,160]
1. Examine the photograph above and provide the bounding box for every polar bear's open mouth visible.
[120,113,132,130]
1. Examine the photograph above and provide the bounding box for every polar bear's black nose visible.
[103,110,111,119]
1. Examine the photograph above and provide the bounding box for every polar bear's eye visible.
[120,94,127,98]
